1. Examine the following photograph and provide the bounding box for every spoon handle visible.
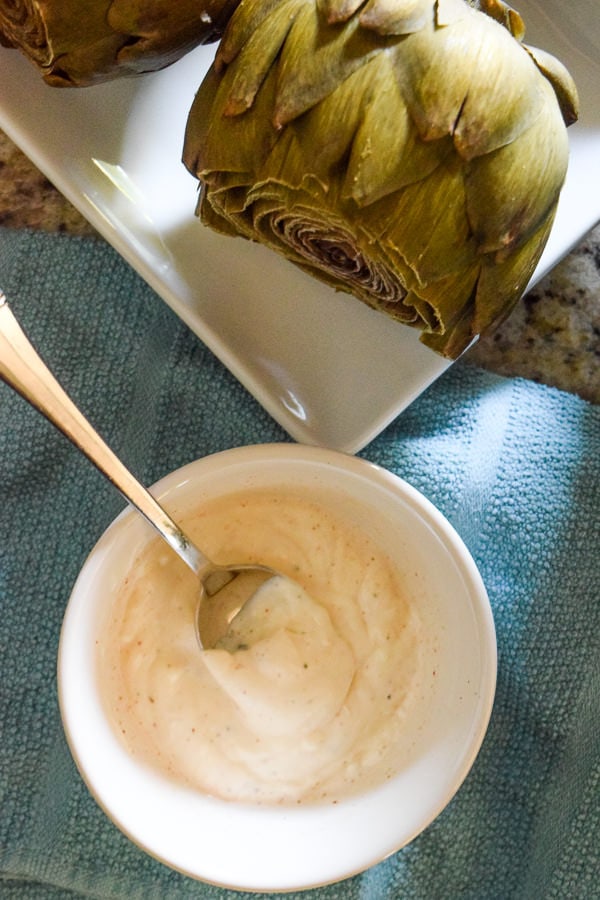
[0,291,207,575]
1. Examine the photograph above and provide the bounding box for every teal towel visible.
[0,227,598,899]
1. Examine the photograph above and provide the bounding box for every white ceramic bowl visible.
[58,444,496,892]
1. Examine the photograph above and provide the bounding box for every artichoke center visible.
[273,211,406,304]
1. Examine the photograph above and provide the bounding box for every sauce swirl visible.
[98,488,422,804]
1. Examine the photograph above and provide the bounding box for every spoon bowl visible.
[197,563,279,648]
[0,291,284,649]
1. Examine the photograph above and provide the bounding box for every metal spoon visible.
[0,291,277,649]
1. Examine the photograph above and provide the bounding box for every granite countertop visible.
[1,127,599,404]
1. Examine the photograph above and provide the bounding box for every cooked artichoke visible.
[0,0,240,86]
[183,0,578,357]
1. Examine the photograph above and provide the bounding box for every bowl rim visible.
[58,442,497,892]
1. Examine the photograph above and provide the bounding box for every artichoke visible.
[183,0,578,357]
[0,0,240,86]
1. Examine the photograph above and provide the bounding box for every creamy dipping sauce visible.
[98,488,423,804]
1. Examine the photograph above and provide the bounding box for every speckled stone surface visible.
[467,235,600,404]
[1,127,598,404]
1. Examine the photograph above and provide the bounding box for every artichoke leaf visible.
[41,37,126,88]
[524,44,579,125]
[344,51,454,205]
[198,183,248,237]
[366,156,478,287]
[472,210,555,332]
[273,6,391,127]
[183,62,280,176]
[359,0,432,35]
[207,170,256,204]
[287,65,372,181]
[220,0,300,116]
[465,77,569,254]
[253,127,329,196]
[452,18,546,158]
[420,297,477,356]
[408,266,480,335]
[473,0,526,41]
[393,9,544,157]
[183,64,222,174]
[202,172,258,238]
[108,0,236,69]
[420,213,557,357]
[317,0,365,24]
[389,17,473,141]
[435,0,472,26]
[216,0,293,67]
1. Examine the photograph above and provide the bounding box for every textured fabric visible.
[0,227,598,899]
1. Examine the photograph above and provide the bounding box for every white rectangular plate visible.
[1,0,598,452]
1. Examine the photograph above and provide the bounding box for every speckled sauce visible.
[97,487,423,805]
